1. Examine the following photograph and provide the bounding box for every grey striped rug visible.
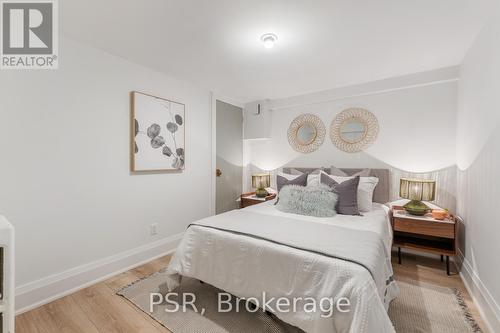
[118,274,481,333]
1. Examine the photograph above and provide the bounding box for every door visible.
[216,100,243,214]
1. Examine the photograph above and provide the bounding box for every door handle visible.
[216,168,222,177]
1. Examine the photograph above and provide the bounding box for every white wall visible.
[243,100,272,140]
[0,38,212,310]
[456,10,500,331]
[244,72,458,209]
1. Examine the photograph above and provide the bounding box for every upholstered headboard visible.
[282,167,390,204]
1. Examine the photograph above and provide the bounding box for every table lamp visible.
[399,178,436,216]
[252,174,271,198]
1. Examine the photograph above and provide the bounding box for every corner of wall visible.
[457,250,500,332]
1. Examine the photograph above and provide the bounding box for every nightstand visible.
[240,191,277,209]
[390,205,457,275]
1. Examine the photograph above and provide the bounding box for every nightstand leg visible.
[446,256,450,275]
[441,255,444,262]
[398,247,402,265]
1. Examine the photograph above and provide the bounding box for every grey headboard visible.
[282,167,390,204]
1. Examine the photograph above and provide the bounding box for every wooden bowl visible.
[431,209,448,220]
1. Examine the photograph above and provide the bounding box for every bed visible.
[164,168,399,333]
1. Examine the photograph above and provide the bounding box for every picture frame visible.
[130,91,185,172]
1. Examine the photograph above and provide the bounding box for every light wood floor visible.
[16,253,488,333]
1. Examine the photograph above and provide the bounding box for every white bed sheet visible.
[165,201,399,333]
[245,201,393,254]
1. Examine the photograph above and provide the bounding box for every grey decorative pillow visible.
[277,173,307,192]
[330,166,371,177]
[321,173,361,215]
[275,184,338,217]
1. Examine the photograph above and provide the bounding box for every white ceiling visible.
[62,0,494,103]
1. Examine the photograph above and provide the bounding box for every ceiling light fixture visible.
[261,33,278,49]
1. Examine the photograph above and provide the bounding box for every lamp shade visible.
[400,178,436,201]
[252,174,270,189]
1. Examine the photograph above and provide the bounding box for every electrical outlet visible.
[150,223,158,236]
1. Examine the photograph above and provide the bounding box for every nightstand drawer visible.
[240,192,276,209]
[393,218,454,239]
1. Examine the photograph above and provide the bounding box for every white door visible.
[216,100,243,214]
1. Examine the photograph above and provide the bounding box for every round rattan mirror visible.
[287,114,325,153]
[330,108,379,153]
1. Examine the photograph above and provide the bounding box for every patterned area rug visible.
[118,273,481,333]
[389,280,481,333]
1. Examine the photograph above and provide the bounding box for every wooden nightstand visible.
[240,192,277,209]
[390,206,457,275]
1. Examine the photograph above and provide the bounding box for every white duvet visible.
[165,201,399,333]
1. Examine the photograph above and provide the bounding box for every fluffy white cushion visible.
[275,184,338,217]
[327,173,379,212]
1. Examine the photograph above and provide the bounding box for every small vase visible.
[255,188,268,198]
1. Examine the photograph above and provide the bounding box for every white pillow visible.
[331,175,379,212]
[307,174,320,186]
[283,169,321,187]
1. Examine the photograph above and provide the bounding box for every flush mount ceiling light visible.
[261,33,278,49]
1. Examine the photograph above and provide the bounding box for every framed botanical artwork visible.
[131,91,185,172]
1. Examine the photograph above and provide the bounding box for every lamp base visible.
[404,200,430,216]
[255,188,268,198]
